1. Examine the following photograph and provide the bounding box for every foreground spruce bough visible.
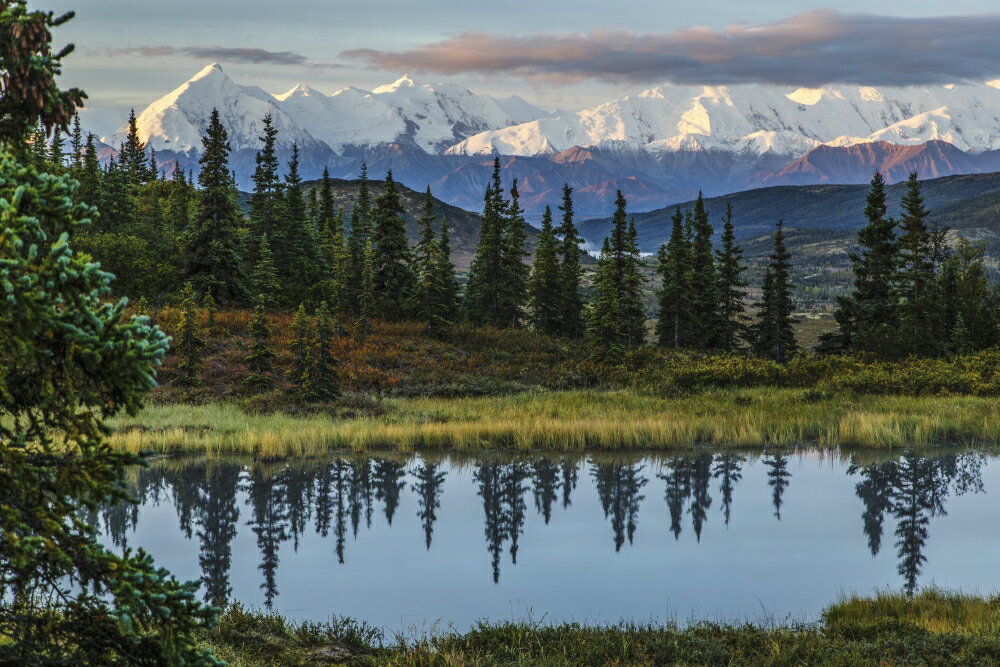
[201,590,1000,666]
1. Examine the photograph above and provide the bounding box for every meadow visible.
[202,590,1000,665]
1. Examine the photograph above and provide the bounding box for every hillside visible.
[298,177,541,271]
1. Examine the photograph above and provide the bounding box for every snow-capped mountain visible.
[98,65,1000,218]
[103,64,551,156]
[447,82,1000,157]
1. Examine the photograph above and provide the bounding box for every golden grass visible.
[107,389,1000,458]
[826,589,1000,635]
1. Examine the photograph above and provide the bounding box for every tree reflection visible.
[713,453,744,526]
[475,461,530,583]
[763,454,790,520]
[592,461,647,551]
[411,458,446,549]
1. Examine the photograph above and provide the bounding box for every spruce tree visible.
[831,172,898,357]
[895,172,938,356]
[119,108,149,185]
[370,170,416,320]
[751,221,797,363]
[414,186,440,333]
[289,304,312,392]
[245,296,274,389]
[500,178,530,327]
[689,192,720,349]
[174,284,204,386]
[431,216,460,332]
[248,113,284,269]
[656,208,693,348]
[98,156,133,232]
[250,233,280,299]
[556,184,585,338]
[464,157,508,326]
[529,205,563,335]
[355,240,376,341]
[587,191,647,358]
[309,301,340,400]
[186,108,247,304]
[326,207,350,330]
[715,203,749,351]
[47,128,64,172]
[70,111,82,166]
[319,166,335,230]
[283,143,320,303]
[168,165,190,232]
[347,162,373,311]
[77,133,102,208]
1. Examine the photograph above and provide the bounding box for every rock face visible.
[98,66,1000,217]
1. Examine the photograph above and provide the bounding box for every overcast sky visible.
[41,0,1000,133]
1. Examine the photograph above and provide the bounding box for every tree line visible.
[34,106,1000,368]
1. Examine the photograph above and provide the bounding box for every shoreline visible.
[110,389,1000,457]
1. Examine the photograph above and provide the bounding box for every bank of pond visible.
[110,390,1000,456]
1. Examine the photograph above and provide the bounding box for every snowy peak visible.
[450,82,1000,158]
[372,74,418,94]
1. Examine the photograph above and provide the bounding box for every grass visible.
[201,590,1000,665]
[109,388,1000,457]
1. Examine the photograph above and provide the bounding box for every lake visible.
[97,448,998,633]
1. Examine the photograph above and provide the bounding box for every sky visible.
[41,0,1000,135]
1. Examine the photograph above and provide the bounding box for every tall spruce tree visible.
[500,179,530,327]
[415,187,440,333]
[751,221,797,363]
[831,172,898,357]
[248,113,284,270]
[431,216,460,332]
[308,301,340,400]
[245,296,274,389]
[168,165,190,232]
[355,240,376,340]
[77,133,102,208]
[465,157,508,326]
[119,108,149,185]
[556,183,585,338]
[283,143,320,303]
[689,192,720,349]
[326,208,350,330]
[250,233,280,299]
[289,304,312,392]
[895,172,938,356]
[347,162,373,311]
[174,284,204,387]
[186,108,247,304]
[715,203,749,352]
[529,206,563,335]
[371,170,417,319]
[656,208,694,348]
[586,191,647,359]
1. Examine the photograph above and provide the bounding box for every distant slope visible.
[299,177,541,272]
[578,172,1000,253]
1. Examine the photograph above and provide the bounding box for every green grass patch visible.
[110,389,1000,457]
[201,590,1000,665]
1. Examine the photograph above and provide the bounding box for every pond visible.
[96,449,998,633]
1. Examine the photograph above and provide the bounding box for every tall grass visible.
[109,389,1000,457]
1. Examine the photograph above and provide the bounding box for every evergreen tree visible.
[895,172,938,356]
[77,133,102,207]
[326,208,350,330]
[499,178,530,327]
[941,240,1000,352]
[355,240,376,341]
[47,128,64,172]
[70,111,82,166]
[99,156,133,232]
[168,165,190,232]
[174,284,204,386]
[715,203,749,351]
[347,162,373,311]
[250,233,280,302]
[751,221,798,363]
[465,158,509,326]
[319,166,335,230]
[529,206,563,335]
[586,191,647,359]
[656,208,693,348]
[370,170,417,319]
[556,184,585,338]
[283,144,320,303]
[415,186,439,333]
[245,296,274,389]
[831,172,898,357]
[689,192,720,349]
[119,108,149,185]
[248,113,284,269]
[289,304,312,392]
[186,108,247,304]
[147,146,158,181]
[431,217,460,332]
[308,301,340,400]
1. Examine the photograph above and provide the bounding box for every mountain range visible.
[99,64,1000,218]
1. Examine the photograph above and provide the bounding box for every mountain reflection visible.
[100,450,985,608]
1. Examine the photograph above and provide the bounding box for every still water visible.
[97,449,998,632]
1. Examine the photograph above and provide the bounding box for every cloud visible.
[342,10,1000,87]
[112,45,309,66]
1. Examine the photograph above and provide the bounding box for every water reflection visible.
[100,449,986,610]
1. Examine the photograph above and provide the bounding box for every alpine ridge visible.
[97,65,1000,218]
